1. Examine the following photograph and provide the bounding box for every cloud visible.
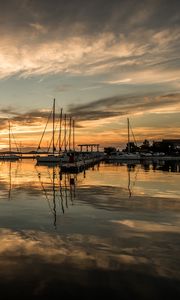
[0,107,52,130]
[0,92,179,148]
[0,1,179,146]
[55,84,72,92]
[1,92,179,129]
[79,85,102,91]
[68,93,180,122]
[104,78,132,84]
[29,22,48,35]
[0,1,179,80]
[1,1,179,35]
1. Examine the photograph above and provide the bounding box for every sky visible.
[0,0,180,150]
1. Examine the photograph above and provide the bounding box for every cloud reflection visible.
[0,228,132,270]
[112,220,180,233]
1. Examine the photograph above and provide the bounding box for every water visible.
[0,159,180,299]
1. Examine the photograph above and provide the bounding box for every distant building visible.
[162,139,180,149]
[152,139,180,154]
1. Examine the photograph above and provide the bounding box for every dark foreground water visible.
[0,159,179,299]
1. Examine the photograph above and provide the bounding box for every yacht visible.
[107,118,140,161]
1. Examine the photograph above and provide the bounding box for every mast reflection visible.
[36,165,79,228]
[127,163,139,198]
[6,161,19,200]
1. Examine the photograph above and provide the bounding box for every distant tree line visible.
[104,139,180,155]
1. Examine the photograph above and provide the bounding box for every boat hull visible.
[36,155,60,163]
[0,155,20,161]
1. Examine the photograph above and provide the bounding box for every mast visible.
[52,98,55,155]
[64,114,67,152]
[8,120,11,153]
[72,119,75,151]
[58,108,63,155]
[127,118,130,153]
[68,117,72,151]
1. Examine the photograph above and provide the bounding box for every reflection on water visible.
[36,166,77,228]
[0,159,179,299]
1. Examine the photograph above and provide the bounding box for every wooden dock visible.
[60,156,104,173]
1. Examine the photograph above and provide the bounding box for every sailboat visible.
[107,118,140,161]
[0,120,20,161]
[123,118,140,159]
[36,99,60,164]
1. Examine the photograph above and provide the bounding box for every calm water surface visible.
[0,159,179,299]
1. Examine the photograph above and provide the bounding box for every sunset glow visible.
[0,0,179,150]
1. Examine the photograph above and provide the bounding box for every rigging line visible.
[60,124,66,150]
[58,117,67,150]
[48,120,59,153]
[55,121,61,149]
[65,119,70,149]
[47,137,52,153]
[130,124,137,146]
[35,166,54,214]
[37,109,53,151]
[56,118,64,150]
[11,132,20,153]
[63,118,70,150]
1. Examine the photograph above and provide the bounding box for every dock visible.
[60,154,104,173]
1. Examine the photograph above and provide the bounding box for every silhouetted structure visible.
[78,144,100,152]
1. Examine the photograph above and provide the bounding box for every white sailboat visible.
[36,99,60,164]
[107,118,140,161]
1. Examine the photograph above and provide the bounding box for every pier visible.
[60,144,104,172]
